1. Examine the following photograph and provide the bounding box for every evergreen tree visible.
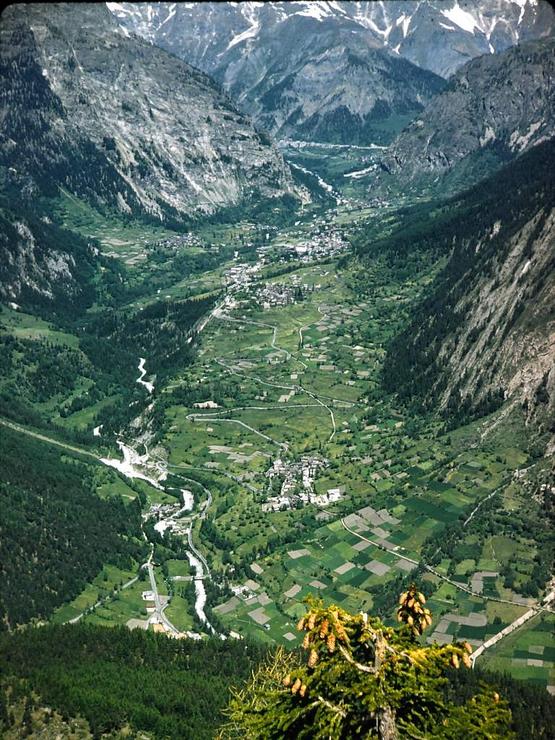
[222,590,512,739]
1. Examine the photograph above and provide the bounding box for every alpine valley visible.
[0,2,553,739]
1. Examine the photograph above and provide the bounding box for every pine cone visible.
[335,623,348,642]
[308,649,318,668]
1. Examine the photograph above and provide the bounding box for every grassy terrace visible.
[146,245,551,688]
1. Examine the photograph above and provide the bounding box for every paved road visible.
[146,552,180,636]
[0,418,100,460]
[340,517,554,614]
[215,312,291,361]
[471,582,555,665]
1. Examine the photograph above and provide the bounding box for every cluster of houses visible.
[285,228,349,262]
[223,261,262,292]
[256,280,309,309]
[262,456,343,511]
[231,582,259,601]
[153,232,203,251]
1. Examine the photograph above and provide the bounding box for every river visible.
[136,356,154,393]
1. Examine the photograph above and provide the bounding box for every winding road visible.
[210,304,355,444]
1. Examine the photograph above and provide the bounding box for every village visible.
[284,227,349,262]
[152,231,203,251]
[221,223,349,307]
[261,455,343,512]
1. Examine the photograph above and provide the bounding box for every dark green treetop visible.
[222,589,512,739]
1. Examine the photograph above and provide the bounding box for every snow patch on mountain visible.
[158,3,176,29]
[397,13,411,38]
[227,18,260,50]
[293,2,335,22]
[441,3,479,34]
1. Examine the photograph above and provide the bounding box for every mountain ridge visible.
[381,139,555,444]
[108,1,554,143]
[0,3,299,223]
[379,36,555,193]
[108,1,555,79]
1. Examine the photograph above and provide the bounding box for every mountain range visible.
[108,0,555,143]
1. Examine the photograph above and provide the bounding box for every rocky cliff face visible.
[383,140,555,442]
[0,3,298,222]
[381,37,555,191]
[433,206,555,436]
[0,205,98,314]
[108,1,554,143]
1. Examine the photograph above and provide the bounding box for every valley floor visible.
[1,186,553,694]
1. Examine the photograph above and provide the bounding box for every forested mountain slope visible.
[381,37,555,192]
[0,621,553,739]
[0,624,266,738]
[382,139,554,439]
[0,3,297,223]
[0,427,145,630]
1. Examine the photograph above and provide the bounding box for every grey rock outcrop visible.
[0,3,298,222]
[381,37,555,190]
